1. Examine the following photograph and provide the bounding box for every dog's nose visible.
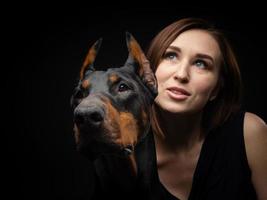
[74,107,104,127]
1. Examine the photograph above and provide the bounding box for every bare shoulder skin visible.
[244,112,267,200]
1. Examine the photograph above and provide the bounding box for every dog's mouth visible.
[73,97,151,159]
[74,124,137,158]
[73,110,140,156]
[77,136,135,159]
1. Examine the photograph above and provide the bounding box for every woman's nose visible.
[174,61,190,83]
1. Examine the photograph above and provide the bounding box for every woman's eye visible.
[163,51,177,60]
[118,83,130,92]
[194,60,208,69]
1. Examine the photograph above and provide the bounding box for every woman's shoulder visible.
[243,112,266,153]
[243,112,267,200]
[244,112,266,140]
[243,112,266,164]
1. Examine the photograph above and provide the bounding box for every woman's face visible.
[155,29,221,115]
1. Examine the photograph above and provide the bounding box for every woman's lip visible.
[167,87,191,96]
[166,87,191,100]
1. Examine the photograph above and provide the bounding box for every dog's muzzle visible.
[74,105,104,128]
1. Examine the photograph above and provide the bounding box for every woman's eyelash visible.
[162,51,212,70]
[194,59,209,68]
[163,51,177,59]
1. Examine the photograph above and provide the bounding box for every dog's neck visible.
[123,122,151,176]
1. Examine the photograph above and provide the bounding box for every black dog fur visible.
[70,32,158,199]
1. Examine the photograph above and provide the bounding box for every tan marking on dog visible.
[104,99,121,140]
[80,48,97,80]
[85,97,139,175]
[104,98,138,175]
[119,112,138,147]
[73,124,80,144]
[103,98,138,147]
[109,74,119,84]
[81,79,90,89]
[128,39,144,76]
[128,154,137,176]
[128,36,156,92]
[141,108,148,127]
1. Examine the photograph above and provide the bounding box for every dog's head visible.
[70,32,157,159]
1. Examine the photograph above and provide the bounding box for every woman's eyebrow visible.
[167,46,215,64]
[195,53,214,64]
[170,46,214,62]
[167,46,181,52]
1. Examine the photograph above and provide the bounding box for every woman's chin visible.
[158,103,188,114]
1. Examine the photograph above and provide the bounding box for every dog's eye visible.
[118,83,130,92]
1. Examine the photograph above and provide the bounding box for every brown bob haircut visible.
[146,17,243,134]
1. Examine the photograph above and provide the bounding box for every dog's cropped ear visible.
[124,32,158,97]
[79,38,102,80]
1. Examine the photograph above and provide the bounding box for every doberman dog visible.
[70,32,158,199]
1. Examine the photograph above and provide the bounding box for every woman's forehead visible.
[169,29,221,61]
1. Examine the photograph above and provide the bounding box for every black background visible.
[5,5,267,200]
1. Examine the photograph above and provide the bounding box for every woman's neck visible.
[154,107,204,153]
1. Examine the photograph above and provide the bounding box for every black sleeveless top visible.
[145,110,257,200]
[92,111,257,199]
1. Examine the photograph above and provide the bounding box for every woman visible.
[146,18,267,200]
